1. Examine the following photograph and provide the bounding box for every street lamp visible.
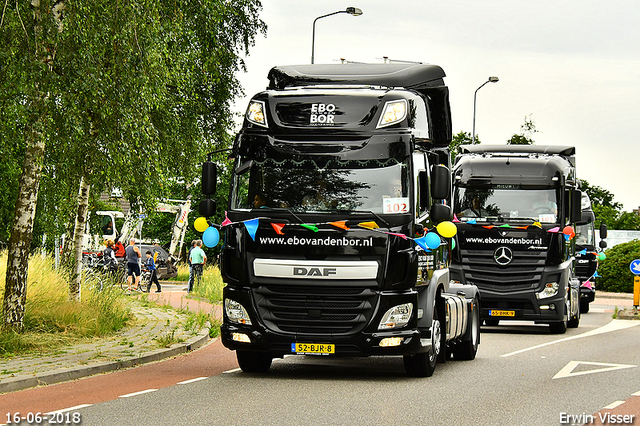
[472,76,499,143]
[311,7,363,64]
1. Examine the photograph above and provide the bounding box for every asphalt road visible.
[4,302,637,426]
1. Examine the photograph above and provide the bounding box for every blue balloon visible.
[202,226,220,247]
[425,232,441,249]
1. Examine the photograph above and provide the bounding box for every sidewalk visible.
[0,284,222,394]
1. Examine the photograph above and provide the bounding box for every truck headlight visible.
[225,298,252,325]
[537,282,559,299]
[376,99,407,128]
[378,303,413,330]
[246,100,268,127]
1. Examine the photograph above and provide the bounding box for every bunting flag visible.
[453,214,461,223]
[329,221,350,230]
[413,236,432,252]
[358,221,379,230]
[593,271,601,278]
[467,219,477,224]
[531,222,543,229]
[387,232,409,240]
[498,224,511,228]
[547,227,561,233]
[243,218,260,241]
[221,211,232,227]
[271,223,286,235]
[578,249,588,255]
[301,224,319,232]
[482,225,494,229]
[582,280,593,290]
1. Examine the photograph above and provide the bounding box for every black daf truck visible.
[575,192,607,313]
[201,63,480,377]
[450,145,582,334]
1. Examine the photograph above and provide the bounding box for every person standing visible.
[188,240,207,293]
[125,238,142,292]
[186,239,197,292]
[145,251,161,293]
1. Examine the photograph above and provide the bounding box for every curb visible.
[0,330,211,394]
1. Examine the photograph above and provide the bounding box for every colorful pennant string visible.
[271,223,285,235]
[358,221,379,230]
[300,224,319,232]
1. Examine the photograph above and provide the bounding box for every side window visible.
[413,152,428,217]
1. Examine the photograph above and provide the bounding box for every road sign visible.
[630,259,640,275]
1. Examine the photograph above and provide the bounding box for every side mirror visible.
[430,164,450,200]
[430,203,452,224]
[202,161,217,196]
[199,198,217,217]
[599,240,607,249]
[599,223,608,239]
[570,189,582,223]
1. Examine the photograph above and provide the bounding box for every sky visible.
[232,0,640,211]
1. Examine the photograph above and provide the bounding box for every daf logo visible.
[293,267,337,277]
[494,247,513,266]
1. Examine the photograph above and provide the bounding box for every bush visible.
[597,240,640,293]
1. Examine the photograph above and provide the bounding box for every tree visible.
[580,179,640,230]
[450,131,480,163]
[1,1,266,330]
[507,114,537,145]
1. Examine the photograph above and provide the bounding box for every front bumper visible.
[221,285,427,358]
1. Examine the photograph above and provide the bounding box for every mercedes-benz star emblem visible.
[494,247,513,265]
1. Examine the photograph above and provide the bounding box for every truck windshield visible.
[232,157,410,214]
[454,187,559,223]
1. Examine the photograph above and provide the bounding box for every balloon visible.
[202,226,220,247]
[425,232,441,249]
[562,226,575,239]
[597,252,606,261]
[194,217,209,233]
[436,221,457,238]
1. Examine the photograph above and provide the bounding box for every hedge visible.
[597,240,640,293]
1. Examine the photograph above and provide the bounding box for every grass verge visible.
[0,252,131,358]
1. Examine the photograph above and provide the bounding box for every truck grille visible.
[253,285,376,335]
[459,249,546,292]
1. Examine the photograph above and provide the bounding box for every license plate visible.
[291,343,335,355]
[489,310,515,317]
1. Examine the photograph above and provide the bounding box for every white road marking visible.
[45,404,93,414]
[603,400,626,410]
[633,390,640,396]
[590,308,605,313]
[552,361,636,379]
[501,319,640,357]
[119,389,158,398]
[177,377,208,384]
[223,368,242,374]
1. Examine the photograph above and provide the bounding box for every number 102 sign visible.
[383,197,409,214]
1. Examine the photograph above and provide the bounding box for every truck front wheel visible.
[236,350,272,373]
[404,301,441,377]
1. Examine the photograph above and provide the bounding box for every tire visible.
[568,300,580,329]
[404,297,441,377]
[139,272,150,293]
[580,299,590,314]
[452,297,480,361]
[549,321,567,334]
[236,350,272,373]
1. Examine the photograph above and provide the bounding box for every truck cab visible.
[206,63,480,377]
[451,145,583,334]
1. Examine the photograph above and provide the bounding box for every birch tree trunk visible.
[2,123,45,331]
[70,175,91,301]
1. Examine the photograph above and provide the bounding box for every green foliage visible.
[507,114,537,145]
[597,240,640,293]
[450,131,480,163]
[580,179,640,230]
